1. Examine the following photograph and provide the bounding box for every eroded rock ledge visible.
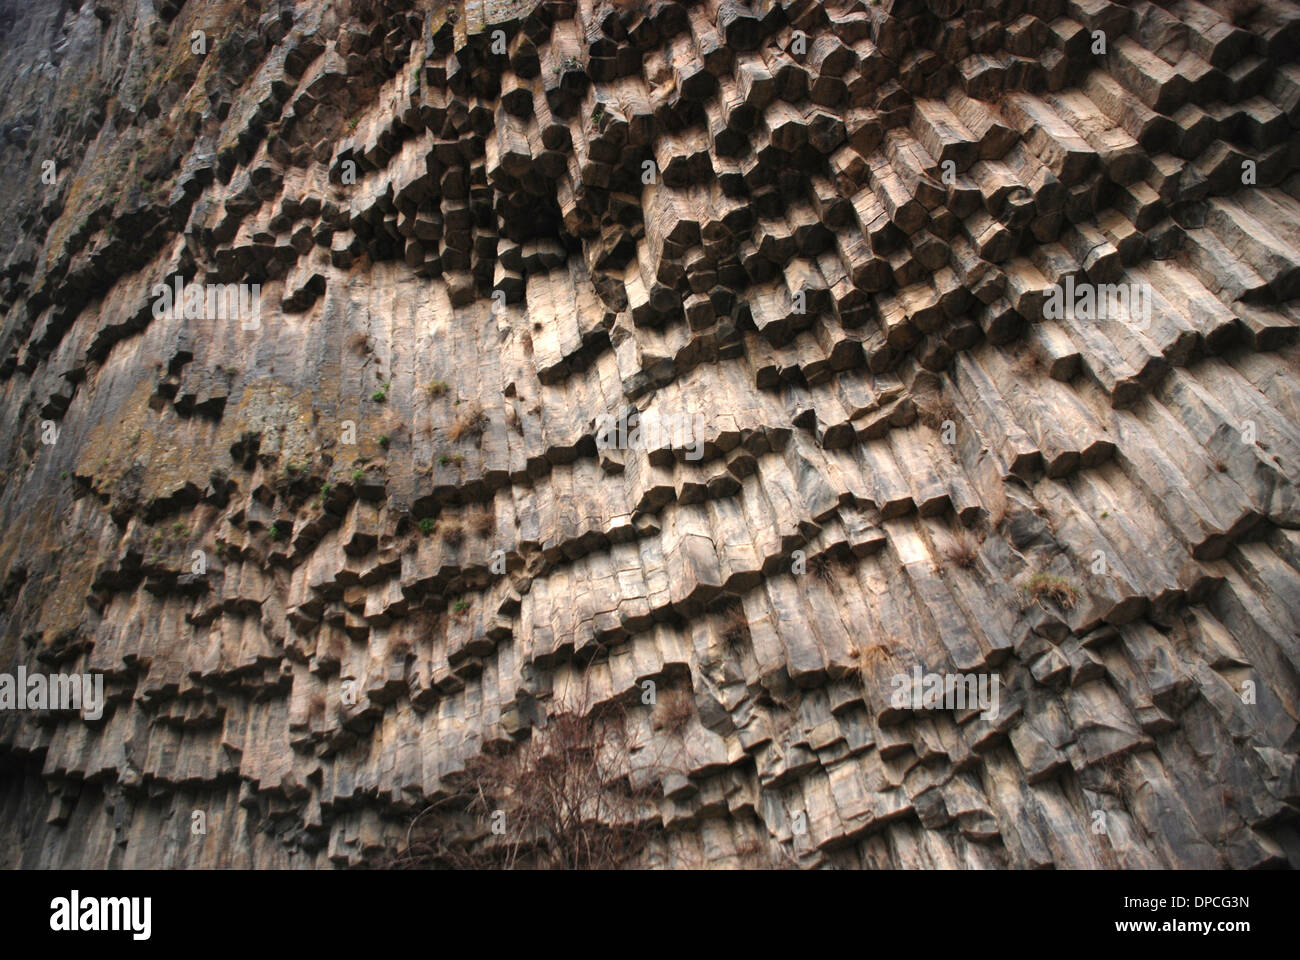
[1,0,1298,868]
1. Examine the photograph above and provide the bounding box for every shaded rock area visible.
[1,0,1299,868]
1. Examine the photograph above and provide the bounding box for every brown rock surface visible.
[0,0,1298,868]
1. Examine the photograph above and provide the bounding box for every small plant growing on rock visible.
[378,434,390,449]
[385,704,659,870]
[652,687,694,734]
[940,528,980,570]
[351,468,365,483]
[442,520,464,547]
[321,481,333,497]
[452,598,470,617]
[347,331,369,356]
[269,523,285,541]
[851,637,898,677]
[449,401,485,443]
[1023,572,1080,609]
[418,517,435,536]
[719,604,749,647]
[809,552,840,585]
[471,506,494,538]
[424,380,449,399]
[171,521,187,538]
[915,392,959,431]
[371,385,388,403]
[1098,752,1142,799]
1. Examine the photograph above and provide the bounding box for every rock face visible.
[1,0,1299,869]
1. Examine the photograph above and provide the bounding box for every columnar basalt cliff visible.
[1,0,1299,869]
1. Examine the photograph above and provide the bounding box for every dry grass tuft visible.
[719,604,749,648]
[940,527,980,570]
[471,505,495,538]
[809,552,841,585]
[851,636,899,680]
[734,835,766,862]
[915,391,959,431]
[449,401,486,443]
[347,331,371,356]
[1023,572,1081,609]
[1098,751,1141,797]
[441,519,465,547]
[652,687,694,734]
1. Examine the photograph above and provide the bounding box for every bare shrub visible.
[384,704,660,869]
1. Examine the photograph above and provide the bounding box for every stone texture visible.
[0,0,1298,868]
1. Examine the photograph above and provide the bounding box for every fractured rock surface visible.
[0,0,1299,868]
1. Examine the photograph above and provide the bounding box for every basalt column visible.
[0,0,1299,869]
